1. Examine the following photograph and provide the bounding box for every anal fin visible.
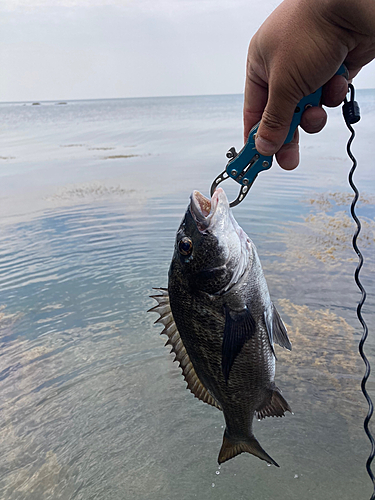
[218,431,279,466]
[256,386,292,420]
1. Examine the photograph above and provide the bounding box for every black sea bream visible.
[150,188,292,466]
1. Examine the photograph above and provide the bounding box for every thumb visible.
[255,86,299,156]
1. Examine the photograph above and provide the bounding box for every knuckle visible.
[261,108,289,131]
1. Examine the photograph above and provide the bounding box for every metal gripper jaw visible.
[210,131,273,207]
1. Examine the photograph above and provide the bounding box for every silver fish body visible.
[150,188,292,466]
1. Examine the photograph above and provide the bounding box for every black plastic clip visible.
[343,83,361,125]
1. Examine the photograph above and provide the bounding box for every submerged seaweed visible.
[266,191,375,266]
[277,299,362,426]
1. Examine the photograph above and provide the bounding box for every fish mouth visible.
[190,188,226,231]
[190,188,252,293]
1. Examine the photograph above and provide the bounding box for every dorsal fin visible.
[149,288,222,410]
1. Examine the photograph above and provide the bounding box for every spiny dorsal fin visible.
[149,288,222,411]
[255,385,292,420]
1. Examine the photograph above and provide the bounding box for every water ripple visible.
[1,94,374,500]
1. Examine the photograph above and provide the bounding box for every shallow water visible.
[0,92,374,499]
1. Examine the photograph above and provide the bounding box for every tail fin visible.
[218,432,279,467]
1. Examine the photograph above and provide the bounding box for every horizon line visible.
[1,87,374,105]
[0,92,245,105]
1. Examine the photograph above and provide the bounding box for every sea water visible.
[0,92,374,499]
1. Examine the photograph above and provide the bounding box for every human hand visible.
[243,0,375,170]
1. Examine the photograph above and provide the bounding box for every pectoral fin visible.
[264,303,292,354]
[222,306,256,382]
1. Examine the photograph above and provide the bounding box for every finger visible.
[255,80,299,157]
[321,75,348,107]
[300,106,327,134]
[275,128,299,170]
[347,67,361,80]
[243,77,268,143]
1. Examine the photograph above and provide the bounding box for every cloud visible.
[1,0,373,102]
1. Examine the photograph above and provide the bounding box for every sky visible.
[1,0,374,102]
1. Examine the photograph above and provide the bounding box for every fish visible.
[149,188,292,466]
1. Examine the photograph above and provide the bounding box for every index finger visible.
[243,75,268,143]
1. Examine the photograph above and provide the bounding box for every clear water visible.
[0,92,374,499]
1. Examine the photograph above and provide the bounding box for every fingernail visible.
[255,135,277,155]
[312,116,326,128]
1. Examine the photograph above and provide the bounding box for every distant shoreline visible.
[2,89,374,106]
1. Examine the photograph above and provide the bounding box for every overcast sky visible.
[1,0,374,102]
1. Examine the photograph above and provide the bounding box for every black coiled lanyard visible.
[343,84,375,498]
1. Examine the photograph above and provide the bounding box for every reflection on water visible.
[0,94,374,499]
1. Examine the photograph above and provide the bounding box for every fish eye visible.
[178,237,193,256]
